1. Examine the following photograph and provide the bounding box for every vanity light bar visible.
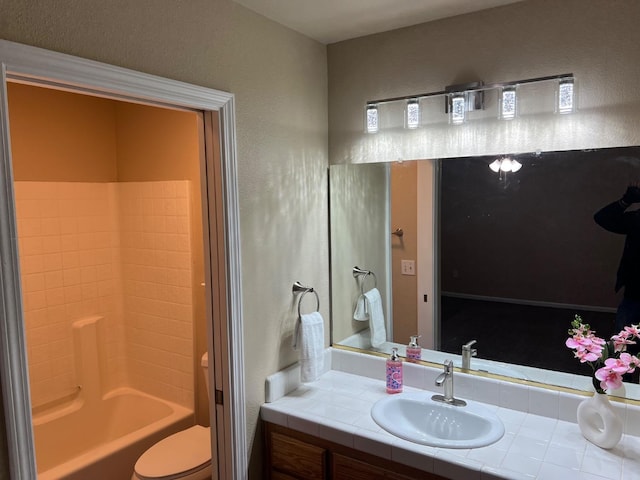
[364,73,575,131]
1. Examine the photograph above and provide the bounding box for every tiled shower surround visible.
[14,181,194,409]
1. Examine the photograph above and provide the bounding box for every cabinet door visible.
[332,453,387,480]
[271,471,300,480]
[270,431,327,480]
[332,453,419,480]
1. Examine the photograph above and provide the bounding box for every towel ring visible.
[292,281,320,318]
[352,266,377,295]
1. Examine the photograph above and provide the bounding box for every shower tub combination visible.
[32,316,195,480]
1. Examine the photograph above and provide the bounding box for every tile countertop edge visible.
[261,348,640,480]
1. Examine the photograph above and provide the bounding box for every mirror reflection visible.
[330,146,640,398]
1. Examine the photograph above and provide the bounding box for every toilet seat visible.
[134,425,211,480]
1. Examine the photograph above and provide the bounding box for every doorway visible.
[8,81,213,478]
[0,40,245,479]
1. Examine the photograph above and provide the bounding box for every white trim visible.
[383,164,392,338]
[416,161,435,349]
[0,61,37,480]
[217,97,248,478]
[0,41,231,110]
[0,40,246,479]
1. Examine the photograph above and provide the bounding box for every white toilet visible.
[132,353,212,480]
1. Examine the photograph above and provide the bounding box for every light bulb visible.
[500,158,513,172]
[489,159,501,172]
[500,86,517,120]
[511,160,522,172]
[450,94,466,125]
[558,78,574,114]
[405,99,420,129]
[365,104,379,133]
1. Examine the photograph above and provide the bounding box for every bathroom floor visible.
[440,296,617,377]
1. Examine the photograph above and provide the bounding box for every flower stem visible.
[592,375,605,394]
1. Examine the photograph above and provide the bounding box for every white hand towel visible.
[295,311,325,383]
[364,288,386,347]
[353,295,369,321]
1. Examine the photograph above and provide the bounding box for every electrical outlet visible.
[401,260,415,275]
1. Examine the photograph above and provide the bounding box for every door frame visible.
[0,40,246,479]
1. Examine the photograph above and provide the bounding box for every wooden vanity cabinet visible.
[269,430,327,480]
[264,422,449,480]
[332,453,415,480]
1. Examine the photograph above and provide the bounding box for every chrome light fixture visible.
[557,78,575,114]
[364,73,574,133]
[489,157,522,173]
[405,98,420,129]
[365,103,379,133]
[500,86,517,120]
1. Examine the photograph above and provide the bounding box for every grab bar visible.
[31,385,82,414]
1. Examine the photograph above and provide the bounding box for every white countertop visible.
[261,350,640,480]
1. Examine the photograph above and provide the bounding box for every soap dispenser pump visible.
[406,335,422,363]
[386,347,403,394]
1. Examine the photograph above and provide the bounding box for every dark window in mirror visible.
[439,146,640,374]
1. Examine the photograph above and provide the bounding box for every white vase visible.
[576,392,623,449]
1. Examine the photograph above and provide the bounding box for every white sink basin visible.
[371,392,504,448]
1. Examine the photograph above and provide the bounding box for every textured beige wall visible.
[0,1,328,478]
[8,83,118,182]
[330,163,389,343]
[328,0,640,164]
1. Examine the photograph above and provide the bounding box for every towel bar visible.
[292,281,320,317]
[352,266,377,295]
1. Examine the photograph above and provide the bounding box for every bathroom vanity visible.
[261,348,640,480]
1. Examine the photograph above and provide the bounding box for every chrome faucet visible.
[461,340,477,370]
[432,360,466,406]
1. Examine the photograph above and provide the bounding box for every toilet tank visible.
[201,352,210,400]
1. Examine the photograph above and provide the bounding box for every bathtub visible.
[34,387,194,480]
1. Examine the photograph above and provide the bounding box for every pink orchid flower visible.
[574,350,600,363]
[567,318,640,393]
[612,334,636,353]
[603,354,633,374]
[624,325,640,337]
[595,367,624,392]
[565,337,587,349]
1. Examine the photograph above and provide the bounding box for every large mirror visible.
[330,146,640,398]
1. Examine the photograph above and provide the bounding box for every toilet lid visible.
[135,425,211,479]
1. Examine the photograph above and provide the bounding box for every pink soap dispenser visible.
[386,347,403,394]
[406,335,422,363]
